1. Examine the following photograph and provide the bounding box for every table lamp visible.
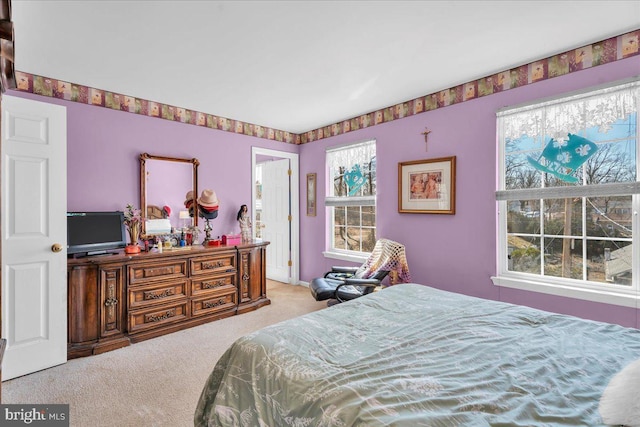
[179,210,190,230]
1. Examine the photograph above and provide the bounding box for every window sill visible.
[323,251,368,264]
[491,275,638,308]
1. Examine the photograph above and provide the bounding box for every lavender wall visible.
[9,90,298,239]
[9,55,640,328]
[299,55,640,328]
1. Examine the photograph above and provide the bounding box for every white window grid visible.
[495,79,640,301]
[326,139,376,255]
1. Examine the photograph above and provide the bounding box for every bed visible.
[194,283,640,426]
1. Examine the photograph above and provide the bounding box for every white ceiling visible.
[12,1,640,134]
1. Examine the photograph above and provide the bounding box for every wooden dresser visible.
[67,241,269,359]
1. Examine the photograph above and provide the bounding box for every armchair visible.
[309,239,411,305]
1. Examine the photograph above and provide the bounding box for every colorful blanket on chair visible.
[356,238,412,284]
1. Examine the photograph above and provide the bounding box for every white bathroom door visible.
[1,95,67,380]
[261,158,290,282]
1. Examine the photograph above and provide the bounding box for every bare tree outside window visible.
[501,91,637,289]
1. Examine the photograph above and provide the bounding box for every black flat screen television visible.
[67,211,127,257]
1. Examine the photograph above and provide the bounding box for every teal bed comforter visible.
[195,283,640,426]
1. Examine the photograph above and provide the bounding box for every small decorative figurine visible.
[237,204,252,242]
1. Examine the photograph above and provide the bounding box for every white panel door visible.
[1,95,67,380]
[261,159,290,282]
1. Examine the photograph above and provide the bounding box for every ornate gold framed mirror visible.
[140,153,199,238]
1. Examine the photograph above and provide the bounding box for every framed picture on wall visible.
[398,156,456,214]
[306,173,317,216]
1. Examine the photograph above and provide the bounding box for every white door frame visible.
[251,147,299,285]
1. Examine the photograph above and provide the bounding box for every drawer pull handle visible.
[146,309,176,323]
[203,298,227,309]
[144,289,175,300]
[202,261,224,269]
[104,297,118,307]
[202,280,225,289]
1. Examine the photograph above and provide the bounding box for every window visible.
[325,140,376,255]
[494,80,640,306]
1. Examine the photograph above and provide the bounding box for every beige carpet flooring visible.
[2,281,326,427]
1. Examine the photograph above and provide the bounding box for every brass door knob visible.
[51,243,63,253]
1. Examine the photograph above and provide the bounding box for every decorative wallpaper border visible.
[300,29,640,144]
[14,29,640,145]
[14,71,299,144]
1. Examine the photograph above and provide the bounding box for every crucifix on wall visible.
[421,128,431,151]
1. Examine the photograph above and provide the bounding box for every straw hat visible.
[197,189,219,208]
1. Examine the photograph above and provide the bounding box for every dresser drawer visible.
[128,280,189,310]
[128,260,188,286]
[191,291,236,318]
[190,253,236,276]
[128,301,188,333]
[191,273,236,298]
